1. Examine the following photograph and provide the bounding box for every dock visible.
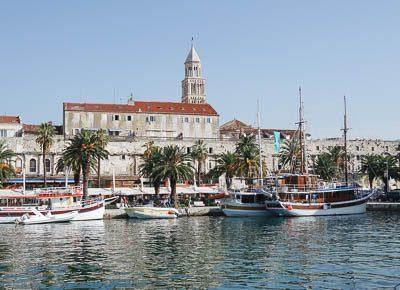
[367,202,400,212]
[104,206,224,219]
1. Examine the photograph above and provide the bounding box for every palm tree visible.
[314,152,336,181]
[359,154,379,189]
[55,157,81,186]
[279,138,301,173]
[152,145,194,207]
[0,141,15,188]
[328,146,345,174]
[191,140,208,186]
[376,155,399,193]
[143,141,155,158]
[60,130,109,199]
[139,146,163,199]
[208,151,238,189]
[235,134,260,183]
[95,129,109,188]
[35,122,55,187]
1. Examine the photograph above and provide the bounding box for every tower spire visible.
[181,40,206,104]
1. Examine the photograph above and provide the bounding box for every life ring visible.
[287,204,293,211]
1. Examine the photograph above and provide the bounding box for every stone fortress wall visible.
[3,135,398,185]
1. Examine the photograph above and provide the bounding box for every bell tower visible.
[181,42,206,104]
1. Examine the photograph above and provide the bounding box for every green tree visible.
[0,141,15,188]
[139,145,163,199]
[35,122,55,187]
[59,131,109,199]
[376,155,399,193]
[314,152,336,181]
[208,151,238,189]
[359,154,379,189]
[191,140,208,186]
[55,157,81,186]
[95,129,109,188]
[279,138,301,173]
[152,145,194,207]
[235,134,260,183]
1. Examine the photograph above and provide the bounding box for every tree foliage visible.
[35,122,55,187]
[152,145,194,207]
[191,140,208,186]
[0,141,15,188]
[59,130,109,198]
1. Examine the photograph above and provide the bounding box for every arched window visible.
[15,158,22,169]
[45,159,51,173]
[29,159,37,173]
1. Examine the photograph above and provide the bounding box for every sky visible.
[1,1,399,139]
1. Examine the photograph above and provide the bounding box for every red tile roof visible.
[23,124,63,135]
[63,101,218,116]
[0,115,21,124]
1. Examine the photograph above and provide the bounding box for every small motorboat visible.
[15,209,78,225]
[124,206,180,219]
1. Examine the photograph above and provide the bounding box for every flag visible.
[274,131,281,154]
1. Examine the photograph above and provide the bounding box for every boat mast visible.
[342,95,349,186]
[257,100,263,187]
[298,87,307,174]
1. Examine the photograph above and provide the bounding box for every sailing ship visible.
[0,186,105,224]
[266,92,373,216]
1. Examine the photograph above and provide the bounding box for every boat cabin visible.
[274,174,358,204]
[230,190,267,204]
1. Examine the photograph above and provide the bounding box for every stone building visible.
[63,43,219,140]
[0,116,23,138]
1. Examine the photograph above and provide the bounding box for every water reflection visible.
[0,213,399,289]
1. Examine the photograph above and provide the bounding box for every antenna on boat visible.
[342,95,349,186]
[257,100,263,187]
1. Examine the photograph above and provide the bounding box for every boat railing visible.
[275,182,355,193]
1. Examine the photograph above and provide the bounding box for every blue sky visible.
[1,1,399,139]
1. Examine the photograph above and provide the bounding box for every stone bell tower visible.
[181,42,206,104]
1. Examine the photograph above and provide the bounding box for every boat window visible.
[255,194,266,203]
[241,195,255,203]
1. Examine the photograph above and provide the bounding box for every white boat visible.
[124,206,180,219]
[0,187,105,223]
[15,209,78,225]
[219,190,274,217]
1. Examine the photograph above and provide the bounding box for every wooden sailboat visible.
[266,92,374,216]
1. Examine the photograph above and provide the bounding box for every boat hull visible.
[220,201,272,217]
[125,207,179,219]
[266,196,370,217]
[17,211,78,225]
[0,201,105,224]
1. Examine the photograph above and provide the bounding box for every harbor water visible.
[1,212,399,289]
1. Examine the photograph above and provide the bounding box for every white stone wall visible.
[1,136,398,181]
[0,123,23,137]
[64,110,219,140]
